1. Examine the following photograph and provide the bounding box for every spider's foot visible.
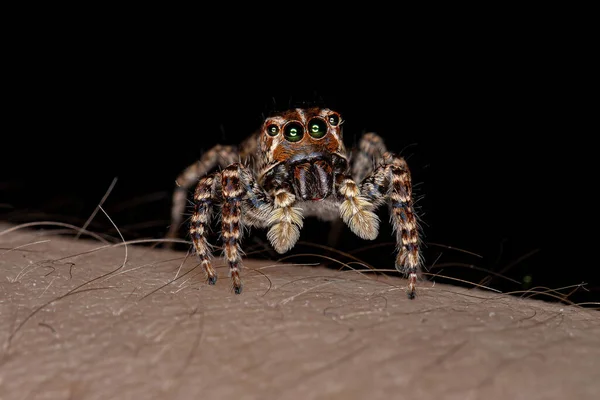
[407,272,417,300]
[231,268,243,294]
[396,263,417,299]
[202,260,218,285]
[234,284,243,295]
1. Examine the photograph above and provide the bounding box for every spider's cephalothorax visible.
[167,107,422,298]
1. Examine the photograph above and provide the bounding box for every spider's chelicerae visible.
[167,107,422,298]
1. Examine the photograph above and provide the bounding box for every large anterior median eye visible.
[284,122,304,142]
[308,118,327,138]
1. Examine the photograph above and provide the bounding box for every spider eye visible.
[266,124,279,136]
[308,118,327,138]
[328,114,340,126]
[284,122,304,142]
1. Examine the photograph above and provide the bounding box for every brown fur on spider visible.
[167,107,422,298]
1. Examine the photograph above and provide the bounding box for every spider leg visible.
[351,132,388,183]
[190,172,221,285]
[360,151,422,299]
[220,163,273,294]
[167,145,238,244]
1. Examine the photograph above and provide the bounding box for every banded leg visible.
[167,145,238,244]
[193,162,272,293]
[361,152,421,299]
[220,165,246,293]
[190,173,221,285]
[352,132,388,183]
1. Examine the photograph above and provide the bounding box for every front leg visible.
[190,172,221,285]
[221,165,247,294]
[361,152,422,299]
[220,163,274,293]
[167,145,238,244]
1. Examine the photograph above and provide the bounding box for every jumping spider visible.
[167,107,422,298]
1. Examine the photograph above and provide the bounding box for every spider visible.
[166,107,422,298]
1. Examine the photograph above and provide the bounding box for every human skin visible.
[1,223,599,400]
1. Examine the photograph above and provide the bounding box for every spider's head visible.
[259,107,346,201]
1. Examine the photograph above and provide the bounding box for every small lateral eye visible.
[328,114,340,126]
[284,122,304,142]
[267,124,279,136]
[308,118,327,138]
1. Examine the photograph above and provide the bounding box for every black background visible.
[1,47,593,306]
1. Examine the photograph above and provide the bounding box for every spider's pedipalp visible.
[337,176,380,240]
[267,189,303,254]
